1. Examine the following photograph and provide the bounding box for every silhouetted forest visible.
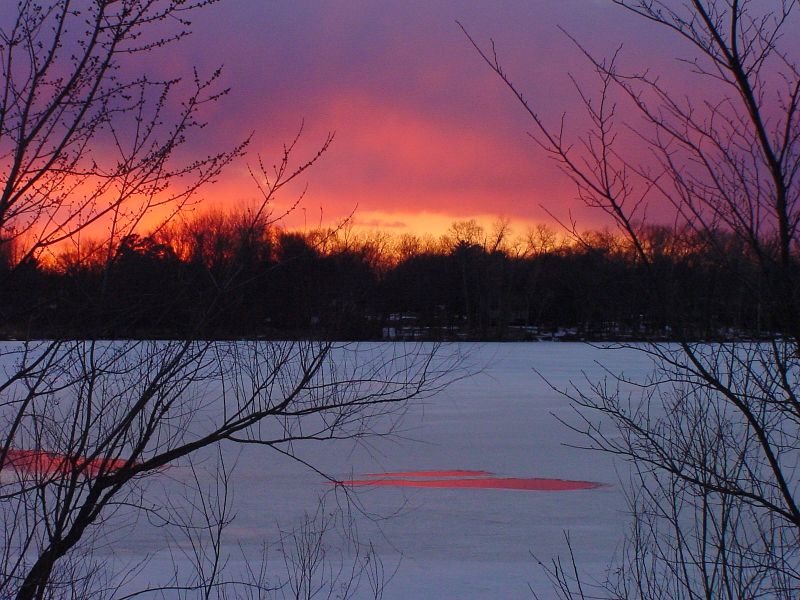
[0,214,777,341]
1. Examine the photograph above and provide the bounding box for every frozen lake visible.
[3,341,654,599]
[134,342,645,599]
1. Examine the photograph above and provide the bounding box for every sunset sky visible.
[169,1,684,236]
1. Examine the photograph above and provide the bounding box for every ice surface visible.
[2,342,654,599]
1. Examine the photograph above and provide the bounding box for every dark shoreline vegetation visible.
[0,215,780,342]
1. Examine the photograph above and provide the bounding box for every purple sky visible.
[163,1,696,235]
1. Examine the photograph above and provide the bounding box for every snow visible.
[2,341,654,598]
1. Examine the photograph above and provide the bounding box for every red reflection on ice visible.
[3,448,130,477]
[341,477,600,491]
[363,470,493,478]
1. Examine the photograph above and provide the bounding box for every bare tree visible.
[465,1,800,597]
[0,3,462,599]
[274,495,389,600]
[0,0,248,268]
[1,338,456,600]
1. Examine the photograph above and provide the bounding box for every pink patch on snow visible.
[338,470,602,491]
[3,448,131,477]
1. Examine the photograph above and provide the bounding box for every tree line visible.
[0,214,776,341]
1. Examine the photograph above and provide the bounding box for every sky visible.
[157,1,687,236]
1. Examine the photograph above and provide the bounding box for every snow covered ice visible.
[2,342,652,599]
